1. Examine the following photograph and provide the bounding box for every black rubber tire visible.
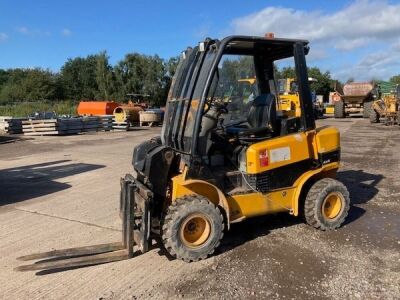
[334,101,345,118]
[304,178,350,230]
[162,195,224,262]
[363,101,372,118]
[397,110,400,125]
[369,107,380,123]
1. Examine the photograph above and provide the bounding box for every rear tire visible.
[363,101,372,118]
[334,101,345,118]
[162,195,224,262]
[369,107,380,123]
[304,178,350,230]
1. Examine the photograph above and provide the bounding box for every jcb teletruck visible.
[17,35,350,272]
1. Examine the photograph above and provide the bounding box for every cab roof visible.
[216,35,310,60]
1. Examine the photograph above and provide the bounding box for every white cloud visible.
[61,28,72,37]
[230,0,400,80]
[0,32,8,42]
[333,41,400,80]
[16,26,29,35]
[231,0,400,51]
[16,26,51,37]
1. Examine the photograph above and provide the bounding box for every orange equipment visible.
[77,101,120,116]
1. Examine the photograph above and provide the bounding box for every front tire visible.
[162,195,224,262]
[304,178,350,230]
[363,101,372,118]
[334,101,345,118]
[369,107,380,123]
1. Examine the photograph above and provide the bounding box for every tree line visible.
[0,52,179,107]
[1,51,400,108]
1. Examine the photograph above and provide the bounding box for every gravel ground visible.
[0,118,399,299]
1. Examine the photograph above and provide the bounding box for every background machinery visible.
[370,83,400,125]
[277,78,301,117]
[333,81,377,118]
[278,77,323,118]
[16,35,350,272]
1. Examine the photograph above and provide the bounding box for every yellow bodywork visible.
[237,77,302,117]
[373,95,398,114]
[325,105,335,114]
[238,78,256,85]
[278,78,301,117]
[170,126,340,225]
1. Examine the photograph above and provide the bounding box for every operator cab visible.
[161,35,315,191]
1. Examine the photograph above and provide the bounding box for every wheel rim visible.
[179,213,211,248]
[322,192,343,219]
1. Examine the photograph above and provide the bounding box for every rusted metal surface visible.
[343,82,375,97]
[113,105,144,123]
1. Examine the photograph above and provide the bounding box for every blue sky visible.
[1,0,400,81]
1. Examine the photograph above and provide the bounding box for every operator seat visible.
[226,94,277,137]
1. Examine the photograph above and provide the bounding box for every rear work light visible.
[259,149,269,167]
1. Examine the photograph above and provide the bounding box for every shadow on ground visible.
[217,212,300,255]
[337,169,384,226]
[0,160,105,205]
[337,169,383,205]
[0,135,23,144]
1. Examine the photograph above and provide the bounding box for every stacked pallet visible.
[0,117,25,134]
[58,118,83,134]
[22,118,83,136]
[112,118,130,131]
[82,116,101,132]
[98,115,113,131]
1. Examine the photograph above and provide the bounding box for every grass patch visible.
[0,101,77,117]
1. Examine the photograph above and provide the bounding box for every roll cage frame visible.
[162,35,316,161]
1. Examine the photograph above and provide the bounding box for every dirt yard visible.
[0,118,399,299]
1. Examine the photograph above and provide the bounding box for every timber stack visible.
[0,117,25,134]
[22,118,83,136]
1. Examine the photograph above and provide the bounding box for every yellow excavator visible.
[277,78,301,117]
[16,34,350,272]
[370,84,400,125]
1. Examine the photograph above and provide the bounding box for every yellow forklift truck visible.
[17,35,350,271]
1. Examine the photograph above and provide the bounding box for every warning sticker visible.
[270,147,291,163]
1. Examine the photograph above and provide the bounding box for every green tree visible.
[114,53,167,106]
[0,68,59,103]
[95,51,115,100]
[0,69,27,102]
[220,56,255,84]
[276,66,296,79]
[165,56,180,78]
[389,75,400,85]
[22,69,59,100]
[0,69,9,88]
[308,67,333,101]
[60,55,98,100]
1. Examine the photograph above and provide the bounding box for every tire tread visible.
[304,178,350,230]
[161,195,224,262]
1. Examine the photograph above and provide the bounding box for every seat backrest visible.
[247,94,277,131]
